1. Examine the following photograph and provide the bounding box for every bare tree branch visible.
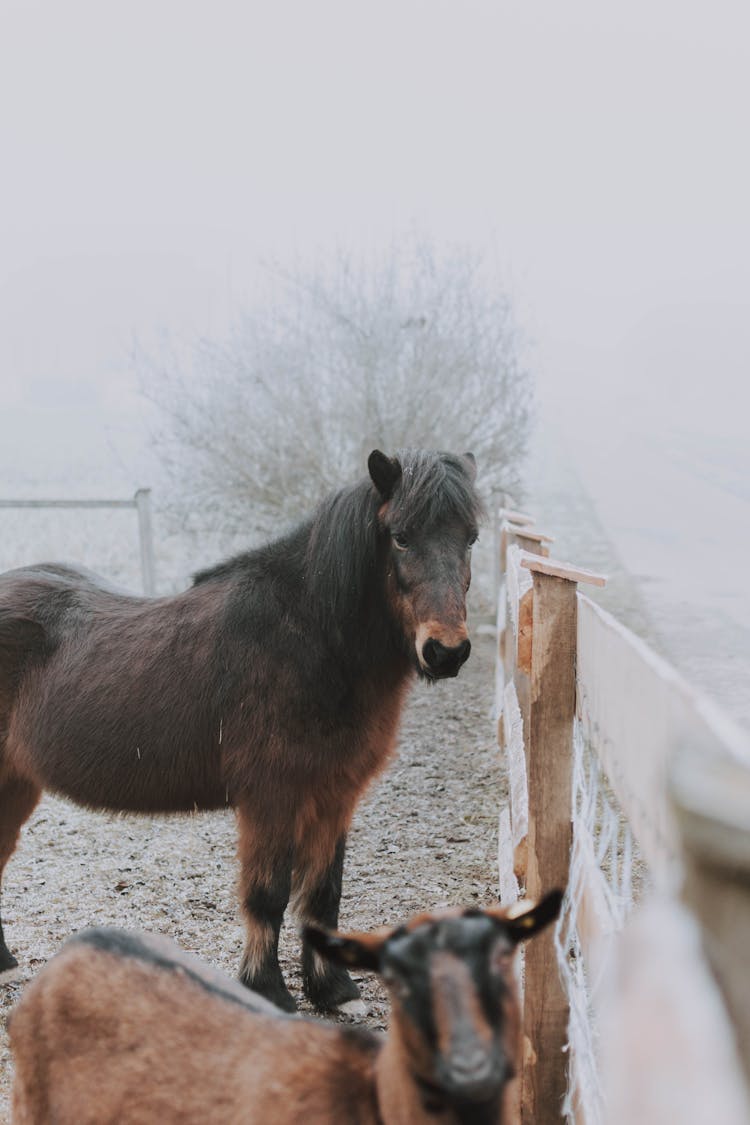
[139,238,533,538]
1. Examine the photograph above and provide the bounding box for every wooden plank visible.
[521,551,607,588]
[516,533,550,559]
[498,507,536,526]
[501,522,549,569]
[576,596,750,889]
[600,898,750,1124]
[522,572,578,1124]
[506,525,554,545]
[517,588,533,676]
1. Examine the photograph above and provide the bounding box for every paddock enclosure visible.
[497,511,750,1122]
[2,489,749,1122]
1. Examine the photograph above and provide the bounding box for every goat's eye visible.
[387,976,411,1001]
[392,534,409,552]
[383,966,411,999]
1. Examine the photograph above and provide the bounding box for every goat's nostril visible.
[439,1052,502,1103]
[450,1050,491,1077]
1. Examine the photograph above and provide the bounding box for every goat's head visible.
[304,889,562,1113]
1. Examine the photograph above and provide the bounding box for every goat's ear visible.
[487,889,563,943]
[303,925,389,972]
[463,452,477,482]
[368,450,402,500]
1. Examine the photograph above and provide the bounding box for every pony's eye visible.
[392,534,409,552]
[468,532,478,548]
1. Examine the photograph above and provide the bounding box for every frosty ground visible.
[0,623,501,1121]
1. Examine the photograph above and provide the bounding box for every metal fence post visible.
[135,488,156,595]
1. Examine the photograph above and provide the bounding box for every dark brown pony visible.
[0,449,482,1012]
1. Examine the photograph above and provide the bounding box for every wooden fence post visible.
[135,488,156,595]
[498,521,553,722]
[518,554,606,1124]
[522,567,577,1122]
[496,536,605,1121]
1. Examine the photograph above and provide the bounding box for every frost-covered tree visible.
[142,240,532,539]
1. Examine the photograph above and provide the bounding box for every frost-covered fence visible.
[0,489,156,594]
[496,513,750,1124]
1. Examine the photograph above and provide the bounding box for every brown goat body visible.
[10,893,562,1125]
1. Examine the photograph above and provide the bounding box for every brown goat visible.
[10,891,561,1124]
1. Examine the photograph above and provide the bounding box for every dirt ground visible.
[0,621,503,1121]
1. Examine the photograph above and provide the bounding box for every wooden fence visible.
[496,510,750,1123]
[0,489,156,594]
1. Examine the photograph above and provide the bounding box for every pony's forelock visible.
[387,450,485,532]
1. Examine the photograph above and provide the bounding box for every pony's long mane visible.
[304,477,382,632]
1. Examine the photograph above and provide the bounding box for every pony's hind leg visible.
[0,775,41,978]
[295,833,365,1015]
[236,805,297,1012]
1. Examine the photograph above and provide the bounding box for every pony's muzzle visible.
[421,638,471,679]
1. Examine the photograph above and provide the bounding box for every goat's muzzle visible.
[436,1051,507,1104]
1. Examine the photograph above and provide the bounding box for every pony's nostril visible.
[422,638,471,674]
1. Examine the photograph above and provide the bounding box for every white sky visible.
[2,0,749,715]
[1,0,748,531]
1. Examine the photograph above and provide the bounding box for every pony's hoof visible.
[0,963,21,986]
[274,990,299,1014]
[337,998,368,1018]
[238,966,298,1013]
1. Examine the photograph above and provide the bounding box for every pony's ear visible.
[368,450,402,500]
[463,452,477,482]
[303,924,390,972]
[485,889,563,943]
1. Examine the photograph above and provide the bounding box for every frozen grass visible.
[0,616,501,1122]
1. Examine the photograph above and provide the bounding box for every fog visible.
[1,0,749,715]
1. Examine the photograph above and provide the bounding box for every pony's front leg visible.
[0,775,41,978]
[295,834,365,1015]
[236,806,296,1012]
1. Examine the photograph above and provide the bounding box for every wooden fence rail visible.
[496,511,750,1123]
